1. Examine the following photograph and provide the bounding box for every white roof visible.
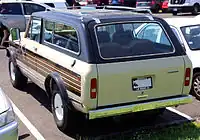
[164,17,200,28]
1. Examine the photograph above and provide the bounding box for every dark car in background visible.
[136,0,164,13]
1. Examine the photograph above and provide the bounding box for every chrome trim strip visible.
[88,95,193,119]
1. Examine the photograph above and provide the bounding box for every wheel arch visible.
[7,48,17,66]
[193,67,200,75]
[44,72,69,104]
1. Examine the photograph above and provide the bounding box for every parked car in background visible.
[168,0,200,15]
[7,6,192,132]
[136,0,163,13]
[0,88,18,140]
[165,17,200,100]
[32,0,69,8]
[161,0,168,12]
[0,1,53,32]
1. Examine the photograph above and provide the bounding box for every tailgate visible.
[97,56,185,107]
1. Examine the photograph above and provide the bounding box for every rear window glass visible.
[0,3,22,15]
[95,22,174,59]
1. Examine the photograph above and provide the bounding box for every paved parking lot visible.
[0,13,200,140]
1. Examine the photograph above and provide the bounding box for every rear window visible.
[95,22,174,59]
[0,3,22,15]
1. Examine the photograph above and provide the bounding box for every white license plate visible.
[173,8,178,11]
[132,77,152,91]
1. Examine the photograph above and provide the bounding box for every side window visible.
[27,17,42,42]
[53,23,79,53]
[23,3,45,15]
[0,3,22,15]
[44,20,54,43]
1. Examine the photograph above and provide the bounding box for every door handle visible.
[168,70,179,73]
[71,60,76,67]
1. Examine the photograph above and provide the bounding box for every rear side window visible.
[0,3,22,15]
[23,3,45,15]
[44,20,80,53]
[95,22,174,59]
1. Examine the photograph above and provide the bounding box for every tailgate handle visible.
[168,70,179,73]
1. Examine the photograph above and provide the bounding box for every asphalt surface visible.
[0,13,200,140]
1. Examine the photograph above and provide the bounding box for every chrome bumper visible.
[0,121,18,140]
[89,95,192,119]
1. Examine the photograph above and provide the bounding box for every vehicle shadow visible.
[22,82,197,140]
[23,82,52,112]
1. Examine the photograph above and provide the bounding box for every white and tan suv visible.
[6,6,193,132]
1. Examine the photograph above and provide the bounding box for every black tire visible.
[8,59,27,89]
[191,72,200,100]
[152,5,160,13]
[192,4,199,15]
[172,11,178,15]
[51,85,75,132]
[162,9,168,13]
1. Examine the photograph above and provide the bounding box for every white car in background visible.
[0,88,18,140]
[165,17,200,100]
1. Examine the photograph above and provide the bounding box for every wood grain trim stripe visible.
[10,42,82,95]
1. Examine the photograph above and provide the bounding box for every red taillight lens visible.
[90,78,97,99]
[184,68,191,86]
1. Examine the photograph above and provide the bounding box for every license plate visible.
[132,77,152,91]
[173,8,178,11]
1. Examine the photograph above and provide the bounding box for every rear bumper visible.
[0,121,18,140]
[88,95,192,119]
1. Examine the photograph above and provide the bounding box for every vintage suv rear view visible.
[6,6,193,132]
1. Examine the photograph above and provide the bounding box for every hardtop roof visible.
[33,8,157,24]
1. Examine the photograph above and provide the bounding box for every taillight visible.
[90,78,97,99]
[184,68,191,86]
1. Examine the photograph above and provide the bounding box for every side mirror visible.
[10,28,20,41]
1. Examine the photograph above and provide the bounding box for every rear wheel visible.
[51,83,79,132]
[192,4,199,15]
[8,59,27,89]
[191,72,200,100]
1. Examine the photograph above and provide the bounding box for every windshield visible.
[181,25,200,50]
[95,22,174,59]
